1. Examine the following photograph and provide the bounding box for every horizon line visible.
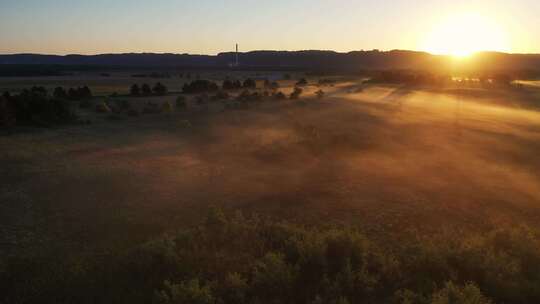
[2,49,540,57]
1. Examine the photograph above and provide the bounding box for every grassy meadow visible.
[1,74,540,303]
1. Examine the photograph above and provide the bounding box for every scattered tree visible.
[153,82,168,96]
[130,84,141,96]
[243,78,256,89]
[141,83,152,96]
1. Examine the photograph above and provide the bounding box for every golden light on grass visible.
[422,12,510,57]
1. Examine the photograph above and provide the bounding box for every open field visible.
[2,78,540,255]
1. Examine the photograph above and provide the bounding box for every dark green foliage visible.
[2,209,540,304]
[183,80,219,94]
[4,88,77,127]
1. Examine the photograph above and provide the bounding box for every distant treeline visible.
[3,51,540,75]
[181,78,279,94]
[130,83,168,96]
[2,208,540,304]
[367,70,519,86]
[0,86,92,127]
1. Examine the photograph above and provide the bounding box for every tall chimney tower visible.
[235,44,239,67]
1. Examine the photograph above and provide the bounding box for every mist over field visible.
[3,80,540,242]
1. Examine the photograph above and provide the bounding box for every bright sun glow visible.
[422,12,510,57]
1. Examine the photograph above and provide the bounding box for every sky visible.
[0,0,539,55]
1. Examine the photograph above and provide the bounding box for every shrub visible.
[290,87,303,99]
[161,101,173,113]
[273,91,287,100]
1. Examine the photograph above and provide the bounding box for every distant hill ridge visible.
[1,50,540,71]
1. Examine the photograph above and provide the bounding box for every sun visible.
[422,12,510,57]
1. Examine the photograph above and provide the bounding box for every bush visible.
[161,101,173,113]
[273,91,287,100]
[290,87,303,99]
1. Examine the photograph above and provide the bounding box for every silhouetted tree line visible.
[367,71,452,86]
[130,83,168,96]
[1,87,77,127]
[222,79,243,90]
[368,70,517,86]
[220,78,262,91]
[182,80,219,94]
[51,86,92,100]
